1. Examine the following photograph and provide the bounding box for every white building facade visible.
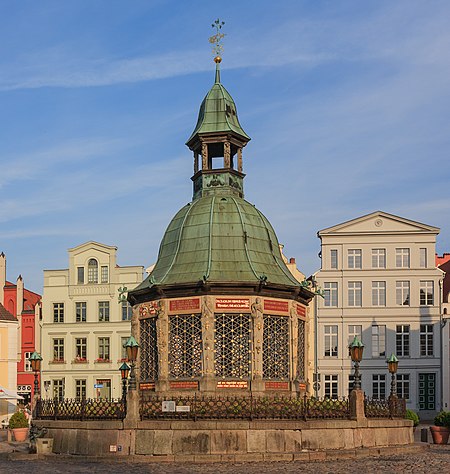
[315,211,443,419]
[41,242,143,400]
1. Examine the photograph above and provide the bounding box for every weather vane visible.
[209,18,225,62]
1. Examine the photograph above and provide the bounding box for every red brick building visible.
[0,252,41,404]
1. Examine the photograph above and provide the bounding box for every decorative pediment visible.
[318,211,439,236]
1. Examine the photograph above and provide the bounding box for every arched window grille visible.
[87,259,98,283]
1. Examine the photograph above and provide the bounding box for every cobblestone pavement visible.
[0,447,449,474]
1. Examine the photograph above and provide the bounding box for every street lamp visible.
[349,336,364,390]
[387,353,399,399]
[28,351,43,397]
[124,336,139,391]
[119,362,130,403]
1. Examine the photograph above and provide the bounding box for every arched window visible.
[87,259,98,283]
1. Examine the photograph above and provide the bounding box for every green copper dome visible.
[128,60,314,305]
[133,195,299,291]
[186,64,250,145]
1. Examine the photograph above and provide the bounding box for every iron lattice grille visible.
[214,313,252,379]
[140,317,158,381]
[169,313,202,378]
[263,315,289,380]
[297,319,305,380]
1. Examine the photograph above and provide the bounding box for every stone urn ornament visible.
[8,411,29,442]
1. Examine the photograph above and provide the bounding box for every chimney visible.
[16,275,24,316]
[0,252,5,305]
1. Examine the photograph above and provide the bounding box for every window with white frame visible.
[101,266,108,283]
[396,281,410,306]
[88,258,99,283]
[324,325,338,357]
[75,337,87,360]
[122,301,133,321]
[420,324,433,356]
[396,325,410,357]
[396,374,410,399]
[324,282,338,307]
[420,281,434,306]
[24,351,32,372]
[77,267,84,284]
[98,337,110,360]
[348,281,362,306]
[420,248,427,268]
[396,248,410,268]
[98,301,110,321]
[76,302,86,322]
[372,325,386,357]
[53,338,64,361]
[372,249,386,268]
[372,281,386,306]
[75,379,86,400]
[330,249,338,269]
[53,379,64,400]
[53,303,64,323]
[324,375,338,399]
[348,249,362,269]
[372,374,386,399]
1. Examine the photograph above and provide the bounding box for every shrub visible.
[405,409,419,427]
[8,411,29,429]
[434,411,450,428]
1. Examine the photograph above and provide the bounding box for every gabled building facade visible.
[41,242,143,399]
[0,252,41,404]
[315,211,443,419]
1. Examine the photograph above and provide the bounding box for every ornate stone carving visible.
[202,142,208,170]
[224,141,231,168]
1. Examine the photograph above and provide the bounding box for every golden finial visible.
[209,18,225,62]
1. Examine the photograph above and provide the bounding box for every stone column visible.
[201,296,216,392]
[201,142,208,170]
[237,148,243,172]
[224,141,231,168]
[251,298,264,392]
[156,302,169,392]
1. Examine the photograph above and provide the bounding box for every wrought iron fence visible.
[364,397,406,418]
[34,398,126,421]
[140,394,350,421]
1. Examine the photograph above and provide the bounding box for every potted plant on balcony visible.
[430,411,450,444]
[8,411,29,442]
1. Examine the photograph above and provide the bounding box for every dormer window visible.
[88,259,98,283]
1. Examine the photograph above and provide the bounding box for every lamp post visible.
[349,336,364,390]
[29,351,43,398]
[124,336,139,391]
[119,362,130,404]
[387,353,399,399]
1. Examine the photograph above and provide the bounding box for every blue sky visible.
[1,0,450,293]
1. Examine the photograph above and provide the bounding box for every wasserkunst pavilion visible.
[128,55,315,396]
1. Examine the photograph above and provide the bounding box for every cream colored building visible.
[0,304,19,424]
[315,211,443,418]
[41,242,143,399]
